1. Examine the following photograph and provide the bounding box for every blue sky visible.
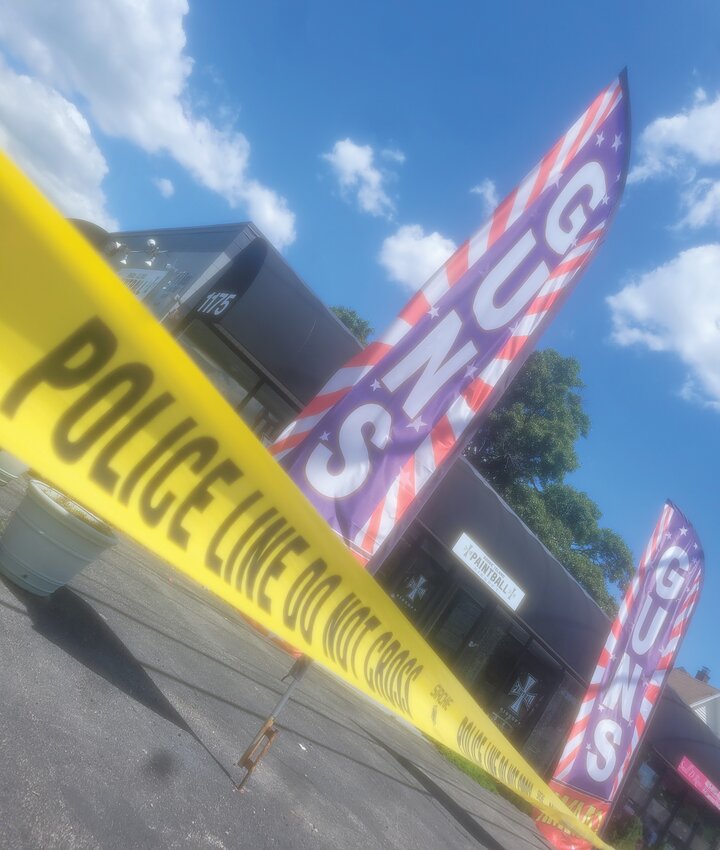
[0,1,718,680]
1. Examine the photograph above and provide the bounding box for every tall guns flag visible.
[537,502,705,849]
[271,72,631,564]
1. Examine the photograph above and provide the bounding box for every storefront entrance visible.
[379,530,583,768]
[618,752,720,849]
[430,591,562,746]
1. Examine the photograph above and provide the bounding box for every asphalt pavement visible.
[0,474,553,850]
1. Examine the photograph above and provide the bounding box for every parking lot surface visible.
[0,475,552,850]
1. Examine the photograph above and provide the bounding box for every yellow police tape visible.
[0,151,612,850]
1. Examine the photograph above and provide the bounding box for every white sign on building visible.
[117,267,168,301]
[451,532,525,611]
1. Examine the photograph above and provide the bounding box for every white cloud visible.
[0,0,296,249]
[323,138,395,218]
[379,224,456,292]
[607,245,720,410]
[153,177,175,198]
[0,59,116,229]
[381,147,405,164]
[630,90,720,184]
[242,180,296,246]
[629,87,720,233]
[678,178,720,229]
[470,178,499,216]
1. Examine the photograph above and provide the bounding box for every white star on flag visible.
[371,379,381,391]
[427,306,440,319]
[320,431,330,441]
[612,133,622,151]
[595,131,605,146]
[407,416,426,433]
[680,527,688,536]
[601,194,610,205]
[465,364,478,378]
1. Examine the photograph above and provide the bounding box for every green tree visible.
[331,306,373,346]
[465,349,633,614]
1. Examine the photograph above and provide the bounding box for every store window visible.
[668,796,703,847]
[690,815,720,850]
[390,547,447,625]
[488,642,562,745]
[431,589,488,664]
[646,769,687,840]
[240,383,296,446]
[179,321,261,407]
[474,613,529,704]
[178,320,298,443]
[625,756,662,810]
[523,672,584,774]
[426,598,564,747]
[619,755,720,850]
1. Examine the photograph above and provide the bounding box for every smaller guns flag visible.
[271,72,630,564]
[537,501,705,849]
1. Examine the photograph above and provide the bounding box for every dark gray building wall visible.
[418,459,720,789]
[417,457,610,681]
[213,237,361,405]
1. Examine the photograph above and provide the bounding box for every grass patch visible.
[433,742,534,816]
[605,815,643,850]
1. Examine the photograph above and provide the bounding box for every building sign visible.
[117,267,168,300]
[195,289,237,318]
[678,756,720,813]
[451,532,525,611]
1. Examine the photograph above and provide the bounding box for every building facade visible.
[667,667,720,738]
[79,220,720,849]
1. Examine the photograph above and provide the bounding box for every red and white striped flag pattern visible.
[537,502,705,850]
[272,73,629,564]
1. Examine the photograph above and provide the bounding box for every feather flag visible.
[537,502,704,849]
[273,72,631,565]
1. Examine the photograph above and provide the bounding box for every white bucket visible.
[0,480,117,595]
[0,450,29,486]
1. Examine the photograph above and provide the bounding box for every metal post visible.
[235,523,398,791]
[236,656,311,792]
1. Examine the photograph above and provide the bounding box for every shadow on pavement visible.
[365,729,515,850]
[75,580,435,768]
[0,577,237,785]
[0,578,427,795]
[6,582,192,731]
